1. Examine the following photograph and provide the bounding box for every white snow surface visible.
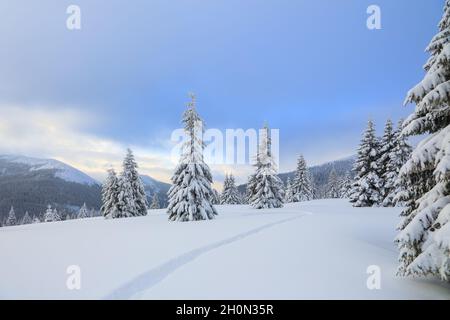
[0,155,99,186]
[0,199,449,300]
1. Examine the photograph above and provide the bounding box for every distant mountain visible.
[238,155,355,198]
[0,155,171,222]
[140,174,171,208]
[0,155,102,221]
[0,155,99,186]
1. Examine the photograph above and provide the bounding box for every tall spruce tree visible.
[115,149,148,218]
[349,120,382,207]
[122,149,148,216]
[167,94,217,221]
[383,119,412,207]
[291,155,313,202]
[117,168,138,218]
[378,119,396,203]
[101,168,120,218]
[220,174,241,204]
[395,1,450,280]
[250,124,284,209]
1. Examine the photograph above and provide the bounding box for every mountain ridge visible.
[0,154,170,221]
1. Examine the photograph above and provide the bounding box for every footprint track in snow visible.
[104,213,309,299]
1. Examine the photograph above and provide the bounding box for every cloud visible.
[0,105,174,182]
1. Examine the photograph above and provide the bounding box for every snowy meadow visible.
[0,200,448,299]
[0,1,449,302]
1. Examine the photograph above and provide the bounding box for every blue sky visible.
[0,0,443,185]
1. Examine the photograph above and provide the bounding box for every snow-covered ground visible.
[0,199,448,300]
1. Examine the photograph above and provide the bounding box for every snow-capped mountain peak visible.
[0,155,99,186]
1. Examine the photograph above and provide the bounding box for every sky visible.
[0,0,444,187]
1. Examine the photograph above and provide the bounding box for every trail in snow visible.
[104,214,307,300]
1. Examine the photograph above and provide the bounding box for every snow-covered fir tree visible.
[395,1,450,280]
[326,168,340,199]
[349,120,382,207]
[77,203,89,219]
[383,119,413,207]
[89,209,97,217]
[291,155,313,202]
[167,93,218,221]
[54,209,61,221]
[338,171,352,199]
[150,193,160,209]
[4,206,17,226]
[44,205,60,222]
[220,174,241,204]
[284,177,294,203]
[245,172,257,204]
[115,149,148,218]
[116,173,136,218]
[211,189,221,205]
[239,192,247,204]
[378,119,396,203]
[249,124,284,209]
[20,211,32,225]
[32,215,40,224]
[101,168,120,218]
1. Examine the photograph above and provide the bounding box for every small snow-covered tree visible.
[115,149,148,218]
[220,174,241,204]
[349,120,382,207]
[395,1,450,280]
[326,168,340,199]
[384,119,413,207]
[20,211,32,225]
[53,209,61,221]
[150,193,160,209]
[291,155,313,202]
[211,189,221,205]
[245,173,257,204]
[378,119,396,203]
[284,177,294,203]
[339,172,352,199]
[116,173,137,218]
[44,205,60,222]
[122,149,148,216]
[32,215,40,224]
[4,207,17,226]
[250,124,284,209]
[167,94,217,221]
[77,203,89,219]
[239,192,246,204]
[101,168,120,218]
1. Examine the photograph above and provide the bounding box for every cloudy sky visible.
[0,0,442,186]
